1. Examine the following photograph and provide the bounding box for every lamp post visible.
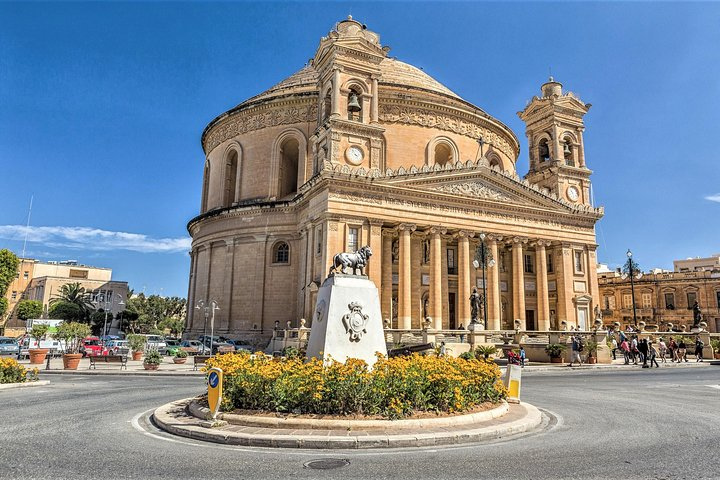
[622,249,642,327]
[98,293,125,353]
[195,300,219,354]
[195,300,209,354]
[472,233,496,330]
[209,300,219,355]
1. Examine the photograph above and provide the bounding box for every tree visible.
[15,300,43,321]
[0,298,7,318]
[50,282,95,321]
[0,249,20,297]
[48,301,83,321]
[159,317,185,337]
[124,292,186,334]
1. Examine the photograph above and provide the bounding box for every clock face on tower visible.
[345,145,364,165]
[566,186,580,202]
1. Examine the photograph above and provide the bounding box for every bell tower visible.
[310,17,387,173]
[518,78,592,205]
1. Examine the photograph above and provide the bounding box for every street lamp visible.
[195,300,219,354]
[97,292,125,352]
[621,249,642,327]
[472,233,496,330]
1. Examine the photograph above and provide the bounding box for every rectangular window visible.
[315,226,322,255]
[664,293,675,310]
[641,293,652,309]
[686,292,697,309]
[447,248,456,275]
[69,269,88,279]
[574,251,584,273]
[717,291,720,309]
[546,253,554,273]
[606,296,616,310]
[623,294,633,309]
[347,227,359,252]
[23,271,29,280]
[11,291,17,300]
[523,254,533,274]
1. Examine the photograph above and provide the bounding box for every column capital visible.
[369,218,384,226]
[507,236,528,246]
[531,239,552,248]
[397,223,417,233]
[381,228,397,238]
[427,226,447,236]
[454,230,474,239]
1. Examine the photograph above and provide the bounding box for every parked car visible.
[160,339,182,356]
[80,337,107,357]
[105,340,130,356]
[198,335,234,354]
[0,337,18,355]
[17,336,66,358]
[226,340,253,352]
[180,340,208,355]
[137,334,166,352]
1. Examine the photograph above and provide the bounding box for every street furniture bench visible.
[387,343,435,358]
[89,354,128,370]
[193,355,211,371]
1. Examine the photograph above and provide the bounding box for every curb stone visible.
[152,398,543,449]
[0,380,51,390]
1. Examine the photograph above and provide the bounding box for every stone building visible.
[185,18,604,342]
[598,262,720,332]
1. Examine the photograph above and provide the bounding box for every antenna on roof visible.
[21,195,33,260]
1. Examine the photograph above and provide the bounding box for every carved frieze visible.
[378,104,515,159]
[204,103,318,152]
[431,182,512,201]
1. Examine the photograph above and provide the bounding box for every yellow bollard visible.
[504,363,522,404]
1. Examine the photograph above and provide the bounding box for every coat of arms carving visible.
[342,302,369,342]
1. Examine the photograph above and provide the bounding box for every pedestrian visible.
[668,337,677,362]
[458,323,465,343]
[631,336,639,365]
[620,338,631,364]
[569,335,583,367]
[694,338,704,362]
[658,338,667,363]
[639,338,649,368]
[647,341,660,368]
[611,337,618,360]
[519,346,526,367]
[439,341,447,357]
[677,339,687,362]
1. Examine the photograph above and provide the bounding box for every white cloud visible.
[0,225,191,253]
[705,193,720,203]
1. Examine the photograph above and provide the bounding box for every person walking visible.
[658,338,668,363]
[694,338,704,362]
[639,338,649,368]
[647,341,660,368]
[519,346,526,367]
[569,335,583,367]
[668,337,677,362]
[611,337,618,360]
[677,339,687,362]
[620,338,631,364]
[631,336,640,365]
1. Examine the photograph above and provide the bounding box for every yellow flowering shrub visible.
[0,357,38,384]
[206,352,506,419]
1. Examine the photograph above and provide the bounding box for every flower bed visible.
[205,353,506,420]
[0,358,38,384]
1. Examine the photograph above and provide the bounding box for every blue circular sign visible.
[208,371,219,388]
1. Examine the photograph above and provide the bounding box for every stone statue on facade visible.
[594,304,603,322]
[469,287,482,322]
[328,245,372,276]
[692,301,702,327]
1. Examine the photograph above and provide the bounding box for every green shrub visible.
[29,324,49,342]
[174,349,188,358]
[127,334,147,352]
[54,322,91,354]
[545,343,567,358]
[143,349,162,365]
[474,345,497,360]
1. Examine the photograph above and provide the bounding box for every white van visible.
[140,334,166,352]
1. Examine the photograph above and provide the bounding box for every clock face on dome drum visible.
[566,186,580,202]
[345,146,364,165]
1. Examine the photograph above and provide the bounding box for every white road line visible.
[705,385,720,390]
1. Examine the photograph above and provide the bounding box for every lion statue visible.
[329,246,372,276]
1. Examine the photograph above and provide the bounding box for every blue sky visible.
[1,1,719,297]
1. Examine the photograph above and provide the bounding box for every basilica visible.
[184,17,603,341]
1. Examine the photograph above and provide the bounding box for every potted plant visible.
[710,339,720,360]
[173,349,188,364]
[127,334,147,361]
[585,339,599,364]
[544,343,567,363]
[475,345,498,361]
[54,321,92,370]
[143,349,162,370]
[28,324,50,364]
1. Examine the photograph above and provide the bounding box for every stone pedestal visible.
[306,274,388,367]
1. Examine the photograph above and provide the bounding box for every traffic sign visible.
[207,367,223,419]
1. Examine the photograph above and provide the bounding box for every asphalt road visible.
[1,368,718,480]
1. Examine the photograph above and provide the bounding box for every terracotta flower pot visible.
[143,363,159,370]
[714,353,720,360]
[63,353,83,370]
[132,351,143,361]
[29,348,49,365]
[550,356,563,363]
[173,358,187,364]
[588,357,597,364]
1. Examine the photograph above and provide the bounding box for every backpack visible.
[577,339,585,352]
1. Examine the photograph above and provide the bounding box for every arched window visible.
[487,153,501,169]
[323,90,332,121]
[273,242,290,264]
[223,150,238,207]
[434,143,452,166]
[278,137,299,198]
[427,137,458,167]
[562,138,575,166]
[347,88,362,121]
[538,138,550,162]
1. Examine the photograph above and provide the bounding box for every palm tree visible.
[50,282,96,320]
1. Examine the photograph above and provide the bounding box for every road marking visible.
[706,385,720,390]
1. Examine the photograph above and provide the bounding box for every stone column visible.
[429,227,445,330]
[487,237,501,330]
[535,240,550,331]
[552,124,562,162]
[371,76,379,123]
[398,224,415,329]
[331,68,341,117]
[511,238,526,330]
[457,231,472,327]
[556,243,576,328]
[221,239,235,333]
[587,245,600,320]
[577,128,586,167]
[381,230,393,324]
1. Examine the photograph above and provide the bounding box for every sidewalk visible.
[15,356,205,376]
[508,357,715,374]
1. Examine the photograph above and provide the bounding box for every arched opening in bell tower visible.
[278,137,299,199]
